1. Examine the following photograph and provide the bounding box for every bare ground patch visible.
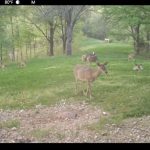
[0,100,105,143]
[0,100,150,143]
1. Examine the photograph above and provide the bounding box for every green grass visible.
[30,129,51,139]
[0,119,20,129]
[0,38,150,126]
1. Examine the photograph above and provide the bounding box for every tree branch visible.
[25,15,50,42]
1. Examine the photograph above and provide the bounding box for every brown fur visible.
[73,62,108,99]
[18,61,26,68]
[0,64,6,69]
[128,53,135,61]
[133,64,143,72]
[81,52,98,63]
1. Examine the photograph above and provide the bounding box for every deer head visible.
[97,62,108,74]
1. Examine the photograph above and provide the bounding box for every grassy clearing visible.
[0,38,150,127]
[0,119,20,129]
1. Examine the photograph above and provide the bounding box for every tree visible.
[103,6,150,54]
[25,6,58,56]
[82,11,108,40]
[56,6,89,55]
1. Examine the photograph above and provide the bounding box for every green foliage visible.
[82,12,107,40]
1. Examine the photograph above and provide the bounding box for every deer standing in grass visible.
[82,52,98,63]
[128,52,135,61]
[18,61,26,68]
[73,62,108,99]
[0,63,6,69]
[133,64,143,72]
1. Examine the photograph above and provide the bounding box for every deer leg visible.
[83,81,89,96]
[75,78,78,95]
[82,82,87,96]
[88,82,92,99]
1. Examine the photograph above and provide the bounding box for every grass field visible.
[0,38,150,126]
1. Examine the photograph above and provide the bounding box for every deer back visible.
[74,65,96,82]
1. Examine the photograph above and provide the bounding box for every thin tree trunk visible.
[20,50,23,61]
[33,38,36,57]
[16,50,18,63]
[48,23,54,56]
[10,16,15,61]
[66,23,73,56]
[30,42,32,59]
[0,43,2,65]
[26,43,28,60]
[17,21,20,63]
[60,17,67,54]
[146,31,150,53]
[135,24,140,55]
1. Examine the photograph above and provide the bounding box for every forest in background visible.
[0,5,150,66]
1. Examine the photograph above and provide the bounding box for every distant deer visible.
[128,52,135,61]
[0,63,6,69]
[81,54,87,62]
[82,52,98,63]
[104,38,110,43]
[18,61,26,68]
[73,62,108,99]
[133,64,143,72]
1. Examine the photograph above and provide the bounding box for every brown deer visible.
[18,61,26,68]
[81,54,87,62]
[128,52,135,61]
[73,62,108,99]
[81,52,98,63]
[0,63,6,69]
[133,64,143,72]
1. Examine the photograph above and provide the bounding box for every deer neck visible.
[92,67,103,80]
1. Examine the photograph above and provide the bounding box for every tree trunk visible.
[26,43,28,60]
[146,31,150,53]
[48,23,54,56]
[30,42,31,59]
[16,50,18,63]
[0,43,2,65]
[60,17,67,54]
[20,50,23,61]
[134,25,140,55]
[10,16,15,61]
[62,36,67,54]
[34,38,36,57]
[66,23,73,56]
[130,24,141,55]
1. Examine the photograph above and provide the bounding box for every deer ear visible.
[104,62,108,65]
[96,62,100,66]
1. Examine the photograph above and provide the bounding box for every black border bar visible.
[1,0,150,5]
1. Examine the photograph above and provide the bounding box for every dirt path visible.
[0,100,150,143]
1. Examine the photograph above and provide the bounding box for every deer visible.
[128,52,136,61]
[73,62,108,99]
[133,64,143,72]
[81,52,98,63]
[0,63,6,69]
[81,54,87,62]
[104,38,110,43]
[18,61,26,68]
